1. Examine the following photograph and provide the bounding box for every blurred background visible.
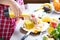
[23,0,50,4]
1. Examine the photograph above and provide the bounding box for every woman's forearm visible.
[9,0,22,17]
[9,0,22,11]
[9,0,21,9]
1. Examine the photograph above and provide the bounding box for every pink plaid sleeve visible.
[16,0,24,5]
[0,4,16,40]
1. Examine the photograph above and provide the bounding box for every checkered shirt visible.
[0,4,16,40]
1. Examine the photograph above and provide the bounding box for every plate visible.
[21,22,49,33]
[54,10,60,14]
[21,24,41,33]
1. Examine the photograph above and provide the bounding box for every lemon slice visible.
[21,13,30,17]
[9,9,15,18]
[48,27,54,34]
[24,20,34,30]
[42,16,51,22]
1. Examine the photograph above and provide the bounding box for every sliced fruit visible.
[21,13,30,18]
[21,13,30,17]
[53,0,60,11]
[32,26,42,33]
[24,20,34,30]
[59,0,60,2]
[48,27,54,34]
[9,10,15,18]
[50,21,57,28]
[53,2,60,11]
[42,16,51,22]
[33,29,39,33]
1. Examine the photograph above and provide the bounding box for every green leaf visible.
[50,23,60,38]
[57,23,60,28]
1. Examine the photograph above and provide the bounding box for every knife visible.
[21,29,32,40]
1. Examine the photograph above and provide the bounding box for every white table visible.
[10,3,60,40]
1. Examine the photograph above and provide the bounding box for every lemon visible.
[21,13,30,18]
[24,20,34,30]
[9,10,15,18]
[48,27,54,34]
[42,16,51,22]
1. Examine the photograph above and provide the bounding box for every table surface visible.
[10,3,60,40]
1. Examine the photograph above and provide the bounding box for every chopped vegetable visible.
[48,26,54,34]
[43,35,54,40]
[50,21,57,28]
[50,23,60,39]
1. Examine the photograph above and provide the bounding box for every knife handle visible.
[21,34,29,40]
